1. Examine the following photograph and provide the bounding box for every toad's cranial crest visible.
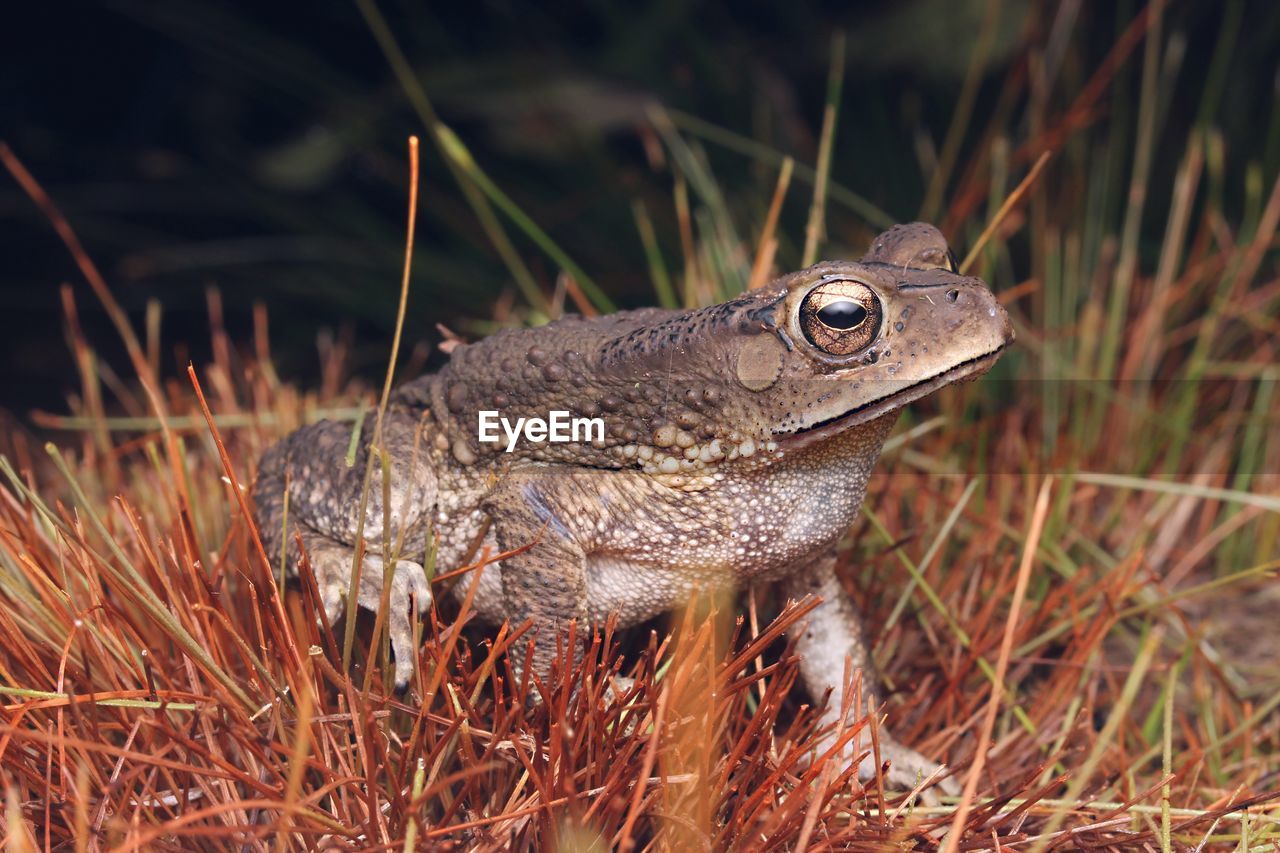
[253,221,1013,795]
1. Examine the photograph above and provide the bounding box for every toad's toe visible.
[867,738,956,802]
[388,559,429,690]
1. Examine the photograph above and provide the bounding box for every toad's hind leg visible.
[252,409,437,688]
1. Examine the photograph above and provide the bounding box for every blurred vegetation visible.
[4,1,1277,408]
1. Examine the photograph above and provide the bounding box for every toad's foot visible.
[304,532,432,690]
[818,731,958,803]
[373,556,433,691]
[808,727,952,799]
[869,737,959,802]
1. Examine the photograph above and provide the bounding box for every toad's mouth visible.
[775,345,1008,448]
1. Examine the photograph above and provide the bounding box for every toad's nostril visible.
[946,289,960,303]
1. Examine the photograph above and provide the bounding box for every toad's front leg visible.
[782,550,958,797]
[253,411,436,690]
[484,469,594,698]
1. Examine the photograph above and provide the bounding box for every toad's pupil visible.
[818,301,867,329]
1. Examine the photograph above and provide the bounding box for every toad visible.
[253,222,1013,792]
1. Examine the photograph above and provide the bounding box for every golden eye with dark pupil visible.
[817,300,866,329]
[798,280,883,356]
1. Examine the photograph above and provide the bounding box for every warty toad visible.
[253,222,1013,791]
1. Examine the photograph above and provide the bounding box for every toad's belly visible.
[583,554,722,625]
[448,548,706,627]
[451,547,802,629]
[438,442,878,628]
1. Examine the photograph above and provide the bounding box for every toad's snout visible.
[929,280,1014,349]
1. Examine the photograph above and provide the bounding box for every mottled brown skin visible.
[253,223,1013,793]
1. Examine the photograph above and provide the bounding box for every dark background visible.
[3,0,1277,413]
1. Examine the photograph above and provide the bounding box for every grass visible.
[2,1,1280,848]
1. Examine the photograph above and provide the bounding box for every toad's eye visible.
[817,300,867,329]
[799,280,882,356]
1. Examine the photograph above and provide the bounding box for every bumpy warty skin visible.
[252,221,1014,794]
